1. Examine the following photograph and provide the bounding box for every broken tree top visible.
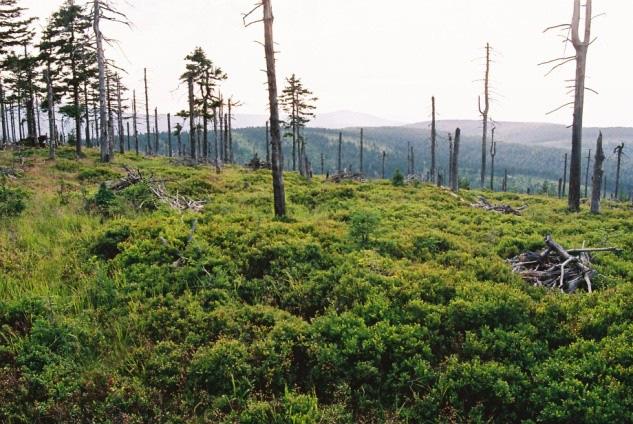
[509,235,621,294]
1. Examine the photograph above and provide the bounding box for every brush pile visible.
[472,196,527,215]
[327,171,366,183]
[509,235,620,293]
[108,167,206,213]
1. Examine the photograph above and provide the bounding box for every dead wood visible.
[472,196,527,215]
[509,235,619,293]
[327,171,366,183]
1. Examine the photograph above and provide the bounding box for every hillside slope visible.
[1,148,633,422]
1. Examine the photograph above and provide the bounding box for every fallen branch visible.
[327,171,366,183]
[509,235,619,293]
[472,196,527,215]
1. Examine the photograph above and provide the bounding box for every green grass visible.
[1,146,633,423]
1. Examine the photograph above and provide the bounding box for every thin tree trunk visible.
[133,90,139,155]
[451,128,460,193]
[448,133,454,188]
[479,44,491,188]
[381,151,386,179]
[490,127,496,191]
[213,108,219,165]
[591,132,605,214]
[94,0,109,162]
[154,107,159,154]
[117,78,124,154]
[614,143,624,200]
[144,68,151,155]
[224,114,229,163]
[0,79,6,148]
[45,66,55,159]
[584,148,591,198]
[337,132,342,173]
[107,73,114,159]
[568,0,592,211]
[229,101,234,163]
[431,96,437,182]
[126,121,130,152]
[167,113,172,157]
[263,0,286,217]
[188,75,196,159]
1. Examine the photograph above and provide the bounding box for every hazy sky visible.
[21,0,633,127]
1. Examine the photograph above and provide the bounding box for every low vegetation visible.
[1,147,633,423]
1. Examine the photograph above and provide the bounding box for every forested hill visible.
[1,147,633,422]
[232,126,633,196]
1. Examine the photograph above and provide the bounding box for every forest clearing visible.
[2,0,633,422]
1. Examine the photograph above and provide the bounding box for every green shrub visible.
[78,167,120,182]
[391,169,404,186]
[0,184,27,217]
[349,210,380,246]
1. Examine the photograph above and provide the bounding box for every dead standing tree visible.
[478,43,491,188]
[451,128,460,193]
[489,123,497,191]
[613,142,624,200]
[244,0,286,217]
[591,132,605,214]
[430,96,437,183]
[541,0,594,211]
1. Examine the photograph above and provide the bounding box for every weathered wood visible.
[590,132,605,213]
[472,196,527,215]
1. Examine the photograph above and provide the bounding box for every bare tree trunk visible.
[431,96,437,182]
[154,107,159,154]
[337,132,342,173]
[410,145,415,174]
[224,114,229,163]
[263,0,286,217]
[167,113,172,157]
[188,75,196,159]
[83,57,91,148]
[591,132,605,214]
[117,78,124,154]
[0,78,6,148]
[381,151,386,179]
[584,148,591,198]
[106,73,114,159]
[213,108,218,162]
[448,132,454,188]
[320,152,324,175]
[126,121,130,152]
[614,143,624,201]
[45,67,55,159]
[94,0,110,162]
[451,128,460,193]
[144,68,151,155]
[490,126,496,191]
[133,90,139,155]
[568,0,592,211]
[479,44,491,188]
[229,101,234,163]
[203,105,209,161]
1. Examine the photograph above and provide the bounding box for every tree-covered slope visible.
[1,147,633,423]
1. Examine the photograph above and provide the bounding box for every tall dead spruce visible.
[478,43,491,188]
[244,0,286,217]
[542,0,594,211]
[591,132,605,214]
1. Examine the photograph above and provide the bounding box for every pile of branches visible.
[108,167,206,213]
[245,155,271,170]
[107,166,144,191]
[327,171,366,183]
[472,197,527,215]
[509,235,620,293]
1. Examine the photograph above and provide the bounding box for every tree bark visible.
[94,0,109,162]
[568,0,592,211]
[0,78,6,148]
[117,78,124,154]
[590,132,604,214]
[451,128,460,193]
[167,113,172,157]
[45,66,55,159]
[584,148,591,198]
[265,121,270,163]
[479,44,491,188]
[381,151,386,179]
[614,143,624,200]
[431,96,437,182]
[562,153,568,196]
[490,126,496,191]
[188,75,196,159]
[263,0,286,217]
[144,68,151,155]
[154,107,159,154]
[133,90,139,155]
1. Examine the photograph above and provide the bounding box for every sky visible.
[21,0,633,127]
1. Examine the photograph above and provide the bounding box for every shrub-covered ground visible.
[1,147,633,423]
